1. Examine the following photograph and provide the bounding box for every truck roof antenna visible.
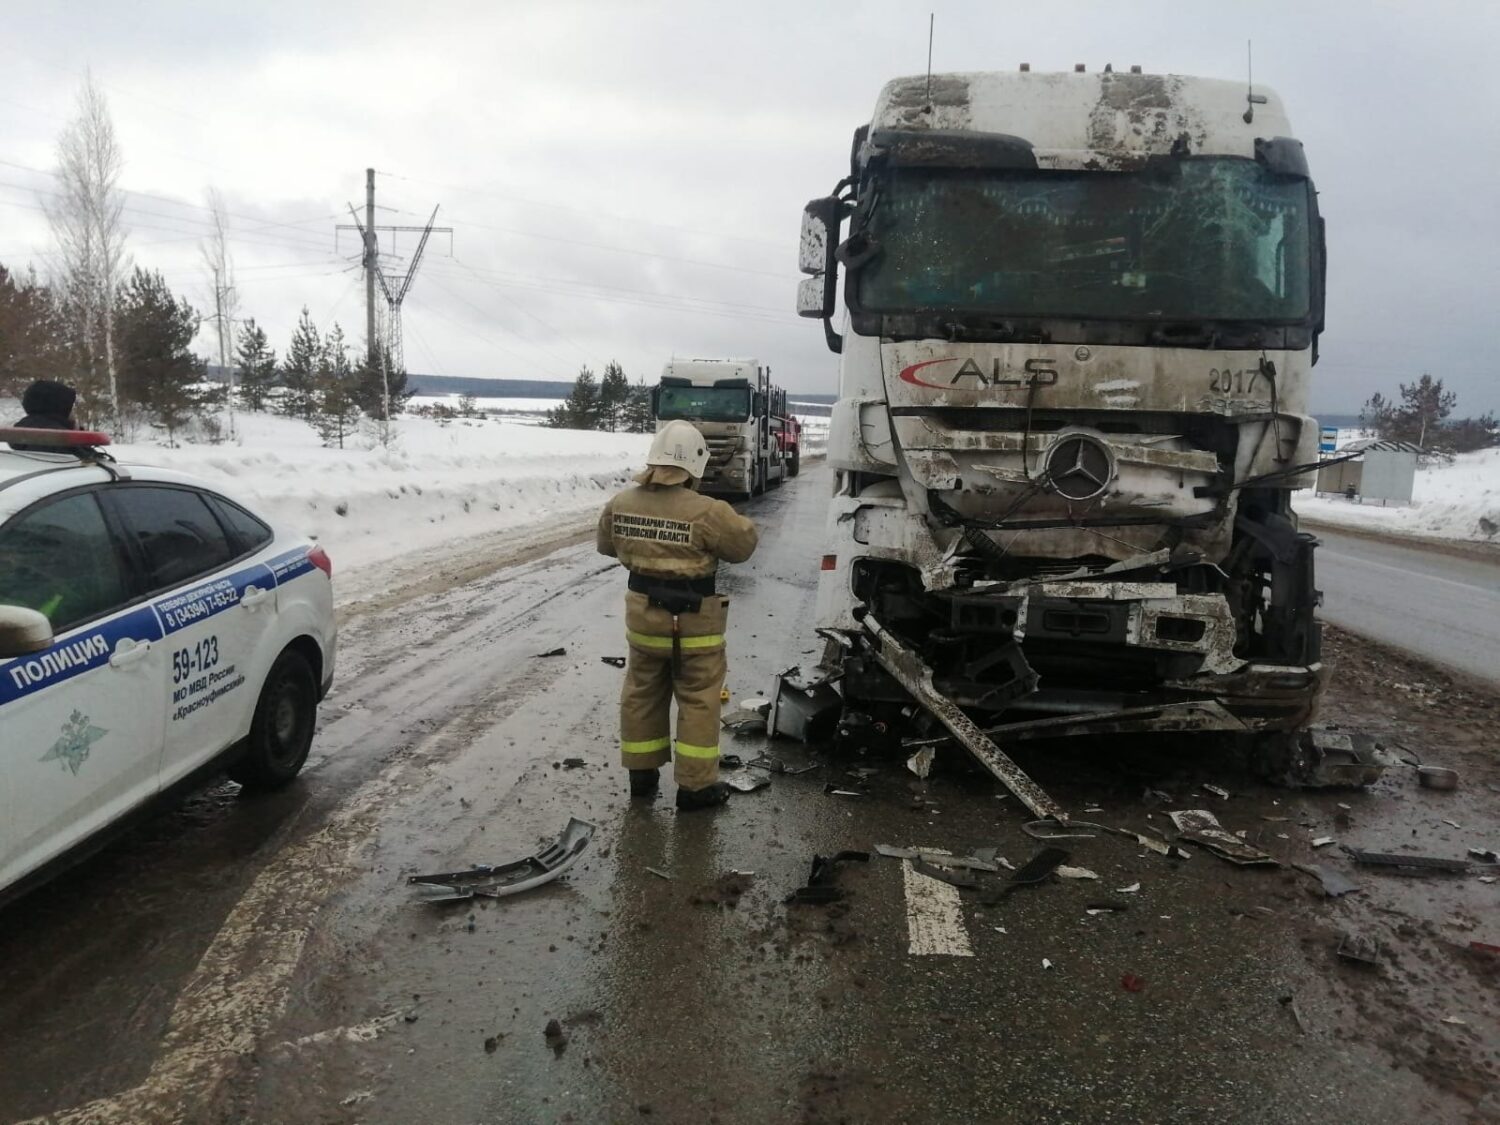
[924,13,935,113]
[1243,39,1255,124]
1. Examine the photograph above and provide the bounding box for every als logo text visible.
[899,356,1059,390]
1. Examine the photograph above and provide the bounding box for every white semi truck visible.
[653,358,801,501]
[796,68,1360,785]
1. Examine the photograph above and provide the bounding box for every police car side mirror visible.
[0,605,54,659]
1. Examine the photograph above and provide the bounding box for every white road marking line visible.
[24,730,431,1124]
[902,857,974,957]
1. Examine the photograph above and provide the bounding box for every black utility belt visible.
[627,572,716,596]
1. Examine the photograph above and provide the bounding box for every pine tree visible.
[353,343,411,420]
[233,317,278,412]
[0,263,72,399]
[115,267,207,445]
[622,376,655,433]
[1398,373,1456,449]
[598,360,630,432]
[281,307,320,420]
[314,322,359,448]
[546,364,601,429]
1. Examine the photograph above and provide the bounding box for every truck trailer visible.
[653,358,801,501]
[797,68,1351,784]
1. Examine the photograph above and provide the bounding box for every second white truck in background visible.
[653,358,801,501]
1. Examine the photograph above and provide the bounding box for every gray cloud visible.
[0,0,1495,411]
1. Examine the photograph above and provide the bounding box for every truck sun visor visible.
[866,129,1037,171]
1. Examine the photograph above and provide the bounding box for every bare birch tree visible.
[45,71,128,426]
[201,186,238,438]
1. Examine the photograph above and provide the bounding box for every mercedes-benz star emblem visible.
[1045,434,1113,500]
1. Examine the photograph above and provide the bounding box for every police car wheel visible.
[231,649,317,790]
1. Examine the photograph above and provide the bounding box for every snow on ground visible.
[100,410,650,577]
[1297,447,1500,542]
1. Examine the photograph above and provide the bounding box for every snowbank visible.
[104,411,651,576]
[1296,447,1500,542]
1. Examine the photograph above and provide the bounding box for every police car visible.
[0,428,336,902]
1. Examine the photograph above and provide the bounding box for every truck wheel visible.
[231,648,318,790]
[788,447,800,477]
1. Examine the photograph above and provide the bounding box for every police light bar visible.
[0,427,112,448]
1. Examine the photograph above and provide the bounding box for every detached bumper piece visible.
[863,614,1065,821]
[408,817,597,902]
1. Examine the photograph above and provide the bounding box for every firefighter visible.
[597,420,759,810]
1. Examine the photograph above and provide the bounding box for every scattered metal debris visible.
[720,754,743,769]
[1292,726,1394,788]
[906,747,935,780]
[560,757,586,770]
[1085,902,1130,914]
[645,867,672,881]
[786,851,870,904]
[875,846,1000,873]
[1311,836,1335,848]
[1167,809,1278,867]
[1116,883,1141,894]
[1201,784,1231,799]
[824,785,864,797]
[1417,765,1459,790]
[723,771,771,794]
[1293,863,1360,898]
[1439,1015,1468,1027]
[980,847,1070,905]
[534,647,567,658]
[1336,931,1381,967]
[721,708,769,733]
[912,859,980,890]
[768,666,841,741]
[408,818,597,902]
[1041,958,1054,970]
[1055,865,1099,881]
[739,696,771,715]
[1279,994,1308,1034]
[1470,941,1500,957]
[600,656,626,668]
[1442,818,1463,830]
[1468,848,1499,863]
[1344,848,1469,875]
[748,754,819,776]
[1023,820,1096,840]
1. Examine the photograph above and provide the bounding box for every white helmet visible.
[646,419,709,479]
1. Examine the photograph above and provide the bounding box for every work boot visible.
[628,768,660,798]
[675,782,731,812]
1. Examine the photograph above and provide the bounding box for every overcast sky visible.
[1,0,1496,411]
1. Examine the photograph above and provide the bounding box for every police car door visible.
[103,485,275,790]
[0,489,166,889]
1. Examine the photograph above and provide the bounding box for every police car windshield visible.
[656,385,751,423]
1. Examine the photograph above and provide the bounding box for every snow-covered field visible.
[2,405,651,578]
[1297,447,1500,542]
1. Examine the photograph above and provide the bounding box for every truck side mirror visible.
[0,604,54,659]
[798,196,846,353]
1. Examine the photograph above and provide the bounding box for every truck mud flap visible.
[862,615,1065,821]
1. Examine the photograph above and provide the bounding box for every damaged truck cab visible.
[799,69,1333,777]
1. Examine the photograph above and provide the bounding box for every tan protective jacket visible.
[596,467,758,579]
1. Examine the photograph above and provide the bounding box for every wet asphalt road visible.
[0,465,1497,1124]
[1313,526,1500,689]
